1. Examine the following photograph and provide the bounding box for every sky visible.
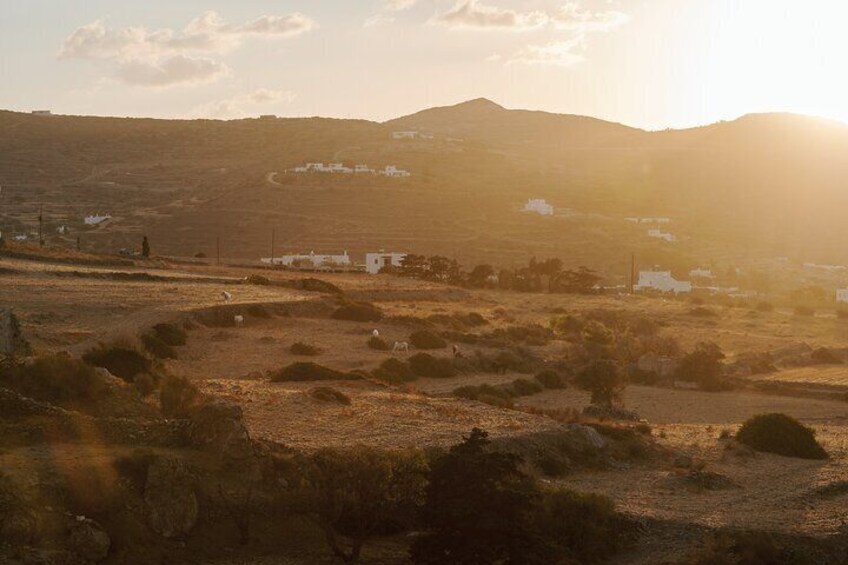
[1,0,846,130]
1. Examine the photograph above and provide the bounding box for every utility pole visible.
[38,203,44,246]
[216,236,221,266]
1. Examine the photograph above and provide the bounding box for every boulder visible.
[68,516,110,563]
[569,424,607,449]
[188,400,254,462]
[144,458,198,539]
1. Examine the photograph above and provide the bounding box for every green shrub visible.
[535,370,566,390]
[310,386,351,405]
[368,336,390,351]
[270,362,359,382]
[247,304,272,319]
[0,354,107,407]
[410,330,447,350]
[331,302,383,322]
[534,488,632,563]
[290,342,321,356]
[82,343,151,382]
[152,322,187,346]
[141,332,177,360]
[736,413,827,459]
[372,358,417,384]
[160,374,202,418]
[510,378,543,397]
[408,353,456,378]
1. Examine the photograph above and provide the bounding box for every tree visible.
[411,428,543,565]
[551,267,601,294]
[141,236,150,258]
[427,256,462,283]
[468,264,495,288]
[299,447,428,563]
[676,342,726,391]
[398,254,428,278]
[575,359,625,407]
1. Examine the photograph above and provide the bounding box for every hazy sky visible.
[1,0,846,129]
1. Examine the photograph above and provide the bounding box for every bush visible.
[270,362,359,382]
[534,488,632,563]
[160,374,202,418]
[576,359,625,407]
[82,343,151,382]
[535,370,566,390]
[368,336,390,351]
[408,353,456,379]
[0,354,107,407]
[736,413,827,459]
[309,386,351,405]
[464,312,488,326]
[247,304,272,319]
[152,322,187,346]
[372,358,417,384]
[676,342,728,392]
[141,332,177,360]
[410,330,447,350]
[290,342,321,356]
[331,302,383,322]
[510,378,543,397]
[299,278,344,295]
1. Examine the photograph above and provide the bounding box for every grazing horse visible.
[221,291,233,301]
[393,341,409,353]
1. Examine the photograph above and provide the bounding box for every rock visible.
[68,517,110,563]
[569,424,607,449]
[188,400,254,463]
[144,458,198,539]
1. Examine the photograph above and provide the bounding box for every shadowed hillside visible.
[1,101,847,269]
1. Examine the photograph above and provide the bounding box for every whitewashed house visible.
[523,199,554,216]
[689,268,714,279]
[837,288,848,303]
[647,228,676,242]
[381,165,411,178]
[354,165,373,174]
[392,131,419,140]
[634,271,692,294]
[84,214,112,226]
[261,251,351,269]
[366,252,407,274]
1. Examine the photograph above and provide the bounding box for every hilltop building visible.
[289,163,408,176]
[84,214,111,226]
[392,131,419,140]
[647,228,676,242]
[689,268,714,279]
[837,288,848,303]
[381,165,411,178]
[261,251,351,269]
[634,271,692,293]
[523,199,554,216]
[366,251,407,274]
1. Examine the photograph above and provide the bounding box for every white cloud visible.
[384,0,418,11]
[191,89,297,119]
[507,37,586,67]
[551,3,629,32]
[433,0,549,31]
[364,13,397,28]
[59,12,315,87]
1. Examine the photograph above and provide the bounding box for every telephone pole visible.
[216,236,221,266]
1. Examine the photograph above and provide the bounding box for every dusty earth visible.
[3,251,848,563]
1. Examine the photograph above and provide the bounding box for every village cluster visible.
[260,250,407,275]
[287,163,411,177]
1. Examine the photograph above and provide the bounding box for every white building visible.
[31,110,52,117]
[647,228,676,242]
[392,131,419,140]
[354,165,373,174]
[626,217,671,224]
[84,214,112,226]
[381,165,411,178]
[837,288,848,303]
[366,252,407,274]
[689,268,714,279]
[634,271,692,294]
[261,250,351,269]
[523,199,554,216]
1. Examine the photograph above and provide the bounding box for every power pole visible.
[216,236,221,266]
[38,203,44,246]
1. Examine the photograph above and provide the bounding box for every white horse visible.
[393,341,409,353]
[221,291,233,302]
[372,329,380,338]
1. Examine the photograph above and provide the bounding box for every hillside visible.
[1,101,847,273]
